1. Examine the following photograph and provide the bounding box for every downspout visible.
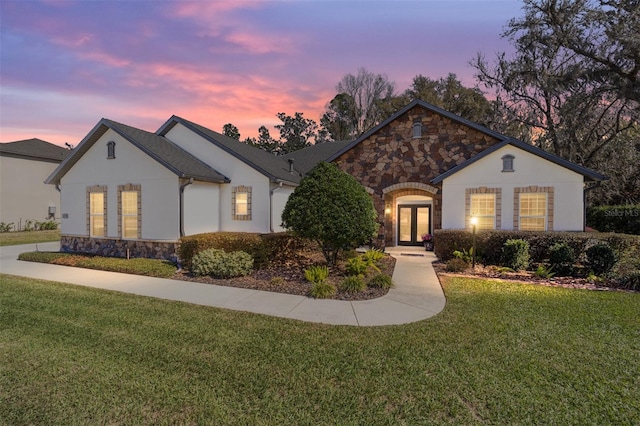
[583,181,602,231]
[270,182,284,232]
[179,178,194,237]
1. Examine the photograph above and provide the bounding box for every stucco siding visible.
[183,181,220,235]
[164,123,273,233]
[59,129,180,240]
[0,155,62,227]
[442,145,584,230]
[271,185,295,232]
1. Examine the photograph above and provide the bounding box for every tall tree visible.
[473,0,639,204]
[274,112,318,154]
[244,125,279,154]
[320,93,358,141]
[331,68,397,138]
[222,123,240,140]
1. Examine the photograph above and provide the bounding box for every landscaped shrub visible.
[586,243,617,275]
[501,239,530,271]
[191,248,253,278]
[309,282,337,298]
[445,258,469,272]
[453,248,473,264]
[362,248,385,265]
[345,257,368,276]
[304,265,329,284]
[0,222,14,233]
[368,273,394,289]
[587,204,640,235]
[549,242,575,276]
[615,271,640,291]
[534,265,555,279]
[340,275,366,293]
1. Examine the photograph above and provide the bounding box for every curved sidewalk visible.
[0,242,445,326]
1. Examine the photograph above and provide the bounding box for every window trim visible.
[412,123,422,139]
[514,186,554,231]
[107,141,116,159]
[232,185,252,221]
[87,185,107,237]
[118,184,141,239]
[465,187,502,230]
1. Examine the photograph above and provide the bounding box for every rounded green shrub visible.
[549,242,575,276]
[340,275,366,293]
[501,239,530,271]
[446,258,469,272]
[368,274,394,289]
[586,243,617,275]
[191,248,253,278]
[309,281,337,299]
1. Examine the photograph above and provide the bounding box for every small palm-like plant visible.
[304,265,329,284]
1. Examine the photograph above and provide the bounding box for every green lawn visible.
[0,230,60,246]
[1,274,638,425]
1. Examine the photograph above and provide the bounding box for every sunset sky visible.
[1,0,522,146]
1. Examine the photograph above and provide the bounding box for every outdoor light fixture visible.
[470,216,478,269]
[385,205,391,215]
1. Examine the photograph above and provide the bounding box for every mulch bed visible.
[173,253,396,301]
[433,261,635,293]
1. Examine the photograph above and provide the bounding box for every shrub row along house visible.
[45,100,606,260]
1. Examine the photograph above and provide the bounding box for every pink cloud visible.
[223,30,296,54]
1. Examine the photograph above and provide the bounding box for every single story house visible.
[0,138,69,229]
[45,100,605,259]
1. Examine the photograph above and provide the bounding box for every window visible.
[121,191,138,238]
[89,192,105,237]
[118,184,141,239]
[232,186,252,220]
[519,193,547,231]
[502,154,514,172]
[470,193,496,230]
[107,141,116,159]
[412,123,422,138]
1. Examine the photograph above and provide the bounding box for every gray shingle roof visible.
[46,119,229,185]
[157,116,303,184]
[0,138,69,162]
[282,140,353,174]
[431,137,607,183]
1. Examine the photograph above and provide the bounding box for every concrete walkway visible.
[0,242,445,326]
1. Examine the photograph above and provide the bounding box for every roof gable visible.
[431,138,607,183]
[45,119,229,185]
[0,138,69,162]
[327,99,508,162]
[157,116,301,185]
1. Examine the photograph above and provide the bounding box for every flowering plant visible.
[421,233,433,242]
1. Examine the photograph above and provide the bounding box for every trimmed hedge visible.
[587,205,640,235]
[178,232,307,270]
[434,229,640,266]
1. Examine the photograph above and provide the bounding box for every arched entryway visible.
[382,183,439,247]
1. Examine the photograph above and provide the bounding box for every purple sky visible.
[0,0,522,146]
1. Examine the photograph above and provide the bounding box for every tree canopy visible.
[281,162,378,266]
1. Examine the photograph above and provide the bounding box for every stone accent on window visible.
[382,182,439,195]
[117,184,141,239]
[86,185,107,237]
[514,186,554,231]
[232,185,252,221]
[465,187,502,229]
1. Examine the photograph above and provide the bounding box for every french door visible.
[398,205,431,246]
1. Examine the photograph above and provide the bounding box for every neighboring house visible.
[0,138,69,229]
[46,99,605,259]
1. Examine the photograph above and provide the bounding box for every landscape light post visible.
[470,216,478,269]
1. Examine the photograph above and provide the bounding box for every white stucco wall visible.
[0,155,62,228]
[441,145,585,231]
[183,181,220,235]
[59,129,180,241]
[164,123,273,233]
[271,184,295,232]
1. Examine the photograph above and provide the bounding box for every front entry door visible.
[398,205,431,246]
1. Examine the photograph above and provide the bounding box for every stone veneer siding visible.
[61,235,179,263]
[332,105,501,247]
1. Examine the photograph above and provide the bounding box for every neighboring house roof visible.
[282,140,353,174]
[0,138,70,163]
[157,116,302,185]
[326,99,509,162]
[45,118,229,185]
[431,137,608,183]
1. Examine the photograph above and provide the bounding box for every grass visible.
[0,229,60,246]
[18,251,176,278]
[1,274,638,425]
